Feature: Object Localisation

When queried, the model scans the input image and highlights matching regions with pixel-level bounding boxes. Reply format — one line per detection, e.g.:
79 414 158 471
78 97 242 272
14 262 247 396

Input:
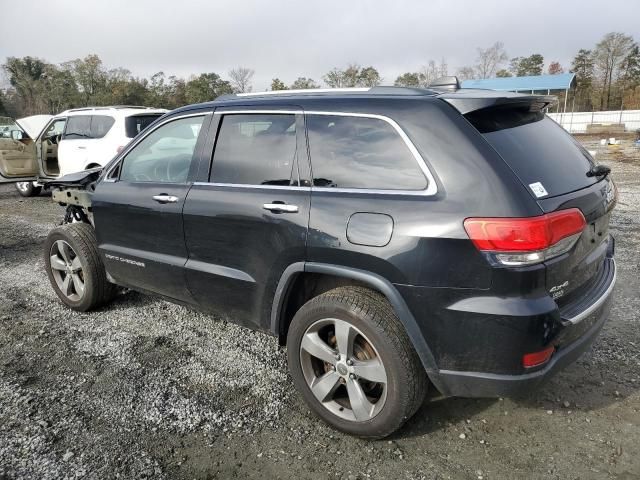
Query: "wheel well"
85 163 101 169
278 272 370 345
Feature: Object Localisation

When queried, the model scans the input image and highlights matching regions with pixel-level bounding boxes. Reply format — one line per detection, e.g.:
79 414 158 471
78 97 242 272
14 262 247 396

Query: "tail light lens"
522 346 555 368
464 208 586 266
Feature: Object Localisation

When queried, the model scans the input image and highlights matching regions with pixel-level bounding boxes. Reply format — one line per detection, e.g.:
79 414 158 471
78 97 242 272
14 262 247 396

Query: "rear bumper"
430 257 616 398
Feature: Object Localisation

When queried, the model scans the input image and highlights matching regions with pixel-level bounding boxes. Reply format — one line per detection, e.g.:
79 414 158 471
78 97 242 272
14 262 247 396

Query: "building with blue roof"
461 73 576 112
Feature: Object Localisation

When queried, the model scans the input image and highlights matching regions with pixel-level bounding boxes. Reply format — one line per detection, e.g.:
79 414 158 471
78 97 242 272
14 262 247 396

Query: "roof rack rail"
216 86 436 101
234 88 370 97
66 105 158 113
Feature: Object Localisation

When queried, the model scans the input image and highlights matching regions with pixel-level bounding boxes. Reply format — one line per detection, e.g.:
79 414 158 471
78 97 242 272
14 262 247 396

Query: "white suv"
0 106 167 196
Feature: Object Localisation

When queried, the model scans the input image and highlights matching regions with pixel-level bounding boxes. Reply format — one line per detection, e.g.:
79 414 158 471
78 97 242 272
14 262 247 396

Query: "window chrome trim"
214 110 302 115
211 110 438 196
193 182 309 191
103 112 209 181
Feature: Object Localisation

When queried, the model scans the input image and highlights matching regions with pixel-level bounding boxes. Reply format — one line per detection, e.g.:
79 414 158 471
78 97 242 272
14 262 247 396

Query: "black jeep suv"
43 81 617 438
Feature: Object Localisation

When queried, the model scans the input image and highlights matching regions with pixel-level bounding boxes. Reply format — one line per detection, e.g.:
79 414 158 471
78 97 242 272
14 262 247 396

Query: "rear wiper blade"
586 164 611 178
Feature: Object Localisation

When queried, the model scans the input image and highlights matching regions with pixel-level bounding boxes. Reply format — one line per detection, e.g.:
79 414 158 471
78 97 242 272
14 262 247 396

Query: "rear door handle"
263 203 299 213
153 194 179 204
77 146 86 149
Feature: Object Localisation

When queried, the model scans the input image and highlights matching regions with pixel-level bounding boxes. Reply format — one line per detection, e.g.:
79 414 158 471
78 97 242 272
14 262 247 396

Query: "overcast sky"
1 0 639 90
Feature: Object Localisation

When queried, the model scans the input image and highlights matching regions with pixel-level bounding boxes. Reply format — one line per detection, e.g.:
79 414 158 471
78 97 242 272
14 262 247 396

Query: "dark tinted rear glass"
307 114 427 190
466 107 597 198
125 114 163 138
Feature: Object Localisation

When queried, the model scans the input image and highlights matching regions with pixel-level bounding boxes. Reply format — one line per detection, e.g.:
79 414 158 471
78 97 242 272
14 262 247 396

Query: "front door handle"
153 194 179 204
263 203 299 213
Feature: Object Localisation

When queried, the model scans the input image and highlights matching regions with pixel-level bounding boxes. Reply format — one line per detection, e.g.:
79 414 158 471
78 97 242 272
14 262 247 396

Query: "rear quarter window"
466 108 597 198
306 114 427 190
90 116 115 139
125 114 163 138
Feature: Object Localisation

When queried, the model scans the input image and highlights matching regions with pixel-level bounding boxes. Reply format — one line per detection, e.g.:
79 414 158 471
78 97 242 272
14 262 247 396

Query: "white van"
0 106 167 196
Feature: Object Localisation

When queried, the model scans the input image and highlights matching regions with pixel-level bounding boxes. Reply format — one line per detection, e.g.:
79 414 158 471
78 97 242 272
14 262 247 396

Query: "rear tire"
15 182 41 197
44 223 117 311
287 286 428 438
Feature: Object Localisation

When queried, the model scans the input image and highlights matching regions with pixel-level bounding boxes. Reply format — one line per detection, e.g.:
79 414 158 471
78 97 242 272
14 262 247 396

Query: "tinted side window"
125 114 163 138
211 114 297 186
120 115 204 183
90 115 115 138
63 116 92 139
306 115 427 190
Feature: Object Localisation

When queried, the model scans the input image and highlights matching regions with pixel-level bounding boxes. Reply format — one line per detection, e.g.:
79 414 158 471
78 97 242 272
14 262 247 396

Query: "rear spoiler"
438 90 557 115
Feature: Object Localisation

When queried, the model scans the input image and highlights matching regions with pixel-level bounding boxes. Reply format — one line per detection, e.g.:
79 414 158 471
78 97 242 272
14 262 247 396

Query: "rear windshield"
125 114 163 138
466 107 597 198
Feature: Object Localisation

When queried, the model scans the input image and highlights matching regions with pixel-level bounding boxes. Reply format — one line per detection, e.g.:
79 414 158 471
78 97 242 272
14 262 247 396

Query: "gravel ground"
1 138 639 480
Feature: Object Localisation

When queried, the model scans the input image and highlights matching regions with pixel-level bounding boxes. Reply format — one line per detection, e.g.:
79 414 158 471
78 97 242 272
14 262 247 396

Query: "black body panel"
182 184 310 331
93 180 193 301
86 89 616 398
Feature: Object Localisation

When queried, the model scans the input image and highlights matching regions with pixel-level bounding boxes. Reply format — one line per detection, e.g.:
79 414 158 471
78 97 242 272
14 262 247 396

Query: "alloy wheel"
299 318 388 422
49 240 85 302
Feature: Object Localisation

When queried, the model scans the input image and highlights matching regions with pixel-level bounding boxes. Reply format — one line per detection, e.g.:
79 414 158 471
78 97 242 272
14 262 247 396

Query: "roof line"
216 86 439 101
236 87 371 97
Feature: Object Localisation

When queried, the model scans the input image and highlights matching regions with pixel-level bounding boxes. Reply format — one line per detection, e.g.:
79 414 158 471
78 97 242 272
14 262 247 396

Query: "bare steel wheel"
300 317 388 422
287 286 428 438
49 240 85 302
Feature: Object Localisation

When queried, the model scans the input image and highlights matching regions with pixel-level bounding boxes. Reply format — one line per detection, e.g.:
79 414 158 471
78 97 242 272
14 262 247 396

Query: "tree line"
1 31 638 118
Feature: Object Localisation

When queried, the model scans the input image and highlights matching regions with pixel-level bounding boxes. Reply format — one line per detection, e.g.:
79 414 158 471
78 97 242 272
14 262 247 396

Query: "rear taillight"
522 346 555 368
464 208 586 266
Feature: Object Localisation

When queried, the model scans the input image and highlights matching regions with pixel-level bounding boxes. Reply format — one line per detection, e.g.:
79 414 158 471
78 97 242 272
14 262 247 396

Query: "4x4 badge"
549 280 569 299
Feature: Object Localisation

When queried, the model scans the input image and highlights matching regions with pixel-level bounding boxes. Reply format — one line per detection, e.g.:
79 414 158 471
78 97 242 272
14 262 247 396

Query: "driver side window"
119 115 205 183
43 119 66 140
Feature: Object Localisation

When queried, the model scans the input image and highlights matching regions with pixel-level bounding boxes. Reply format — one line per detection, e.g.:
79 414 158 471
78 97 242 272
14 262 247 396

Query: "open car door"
0 115 51 182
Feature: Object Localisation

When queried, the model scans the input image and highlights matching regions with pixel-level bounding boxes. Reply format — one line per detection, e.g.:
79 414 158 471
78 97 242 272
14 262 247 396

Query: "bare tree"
475 41 508 79
228 67 255 93
593 32 634 109
456 66 476 81
438 57 448 77
420 60 439 85
547 61 564 75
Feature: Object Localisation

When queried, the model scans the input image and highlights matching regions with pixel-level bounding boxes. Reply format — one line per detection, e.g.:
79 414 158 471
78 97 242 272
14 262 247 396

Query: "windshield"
0 117 25 139
466 107 597 198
